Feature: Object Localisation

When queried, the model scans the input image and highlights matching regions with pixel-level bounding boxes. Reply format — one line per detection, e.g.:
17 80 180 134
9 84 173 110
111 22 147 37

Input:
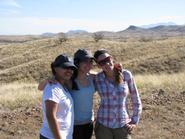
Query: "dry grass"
0 71 185 138
0 35 185 138
0 82 41 110
0 72 184 110
1 36 185 83
134 72 185 139
136 72 185 94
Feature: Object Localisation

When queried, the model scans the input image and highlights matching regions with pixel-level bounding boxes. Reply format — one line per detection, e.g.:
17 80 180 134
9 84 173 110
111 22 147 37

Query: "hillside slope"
0 36 185 83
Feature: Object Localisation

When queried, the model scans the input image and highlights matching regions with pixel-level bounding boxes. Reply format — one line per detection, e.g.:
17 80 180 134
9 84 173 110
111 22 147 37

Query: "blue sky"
0 0 185 35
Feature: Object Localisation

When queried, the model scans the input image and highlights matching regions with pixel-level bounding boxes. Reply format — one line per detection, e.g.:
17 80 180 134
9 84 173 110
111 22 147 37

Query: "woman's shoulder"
44 82 59 89
122 69 133 80
43 83 67 102
122 69 132 74
44 83 63 94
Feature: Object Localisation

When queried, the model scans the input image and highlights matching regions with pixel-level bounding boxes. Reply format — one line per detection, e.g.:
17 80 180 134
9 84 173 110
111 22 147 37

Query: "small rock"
10 131 15 136
17 130 22 134
3 122 9 127
20 120 24 124
179 121 185 126
25 112 31 116
158 89 165 96
3 115 8 119
180 91 185 96
9 121 16 125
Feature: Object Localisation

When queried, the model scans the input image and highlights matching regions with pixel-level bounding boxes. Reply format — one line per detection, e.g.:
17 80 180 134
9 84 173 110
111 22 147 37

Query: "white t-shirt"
40 83 74 139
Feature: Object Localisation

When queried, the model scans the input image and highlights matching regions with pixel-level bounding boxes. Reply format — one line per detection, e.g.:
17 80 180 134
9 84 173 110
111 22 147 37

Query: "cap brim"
97 53 111 62
80 55 94 61
61 62 77 70
85 55 94 59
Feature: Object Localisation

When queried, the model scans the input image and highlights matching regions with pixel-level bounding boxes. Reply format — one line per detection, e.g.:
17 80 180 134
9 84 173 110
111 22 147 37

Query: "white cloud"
0 17 130 35
0 8 20 15
1 0 21 8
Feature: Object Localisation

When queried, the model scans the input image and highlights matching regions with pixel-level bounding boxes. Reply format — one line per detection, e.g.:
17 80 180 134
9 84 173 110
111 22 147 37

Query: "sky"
0 0 185 35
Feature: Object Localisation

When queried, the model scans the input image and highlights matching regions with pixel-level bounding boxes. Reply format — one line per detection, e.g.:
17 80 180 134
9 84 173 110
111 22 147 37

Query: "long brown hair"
114 63 124 85
94 49 124 85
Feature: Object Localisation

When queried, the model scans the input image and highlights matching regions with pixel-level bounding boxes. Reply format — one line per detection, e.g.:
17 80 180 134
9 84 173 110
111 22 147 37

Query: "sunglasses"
97 56 112 66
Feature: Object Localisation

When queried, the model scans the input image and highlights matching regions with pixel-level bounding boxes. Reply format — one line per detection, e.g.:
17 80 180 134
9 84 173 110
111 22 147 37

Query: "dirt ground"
0 90 185 139
0 105 42 139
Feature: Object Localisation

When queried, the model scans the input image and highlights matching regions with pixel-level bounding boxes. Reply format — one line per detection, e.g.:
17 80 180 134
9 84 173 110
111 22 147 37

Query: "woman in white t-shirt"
38 49 96 139
40 54 77 139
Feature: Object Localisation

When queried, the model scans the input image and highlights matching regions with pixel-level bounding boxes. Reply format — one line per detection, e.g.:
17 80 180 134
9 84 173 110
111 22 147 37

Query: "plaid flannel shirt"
95 70 142 128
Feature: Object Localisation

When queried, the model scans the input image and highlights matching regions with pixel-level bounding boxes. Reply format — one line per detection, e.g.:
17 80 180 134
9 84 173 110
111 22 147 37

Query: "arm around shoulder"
38 79 48 91
38 76 57 91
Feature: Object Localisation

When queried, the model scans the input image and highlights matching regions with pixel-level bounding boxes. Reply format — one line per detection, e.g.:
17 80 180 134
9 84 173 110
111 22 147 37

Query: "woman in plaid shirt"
94 50 142 139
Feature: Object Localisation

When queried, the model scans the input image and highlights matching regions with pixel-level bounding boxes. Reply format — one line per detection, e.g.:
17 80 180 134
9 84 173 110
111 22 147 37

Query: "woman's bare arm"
45 100 62 139
38 80 48 91
38 76 57 91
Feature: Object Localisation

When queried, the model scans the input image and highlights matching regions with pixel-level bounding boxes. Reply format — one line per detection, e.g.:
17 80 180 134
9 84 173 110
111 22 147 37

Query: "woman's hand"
38 76 57 91
114 63 122 72
124 123 136 134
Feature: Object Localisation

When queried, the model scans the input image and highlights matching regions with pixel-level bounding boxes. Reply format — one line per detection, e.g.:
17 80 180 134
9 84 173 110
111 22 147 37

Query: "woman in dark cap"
93 49 142 139
70 49 96 139
39 54 76 139
38 49 96 139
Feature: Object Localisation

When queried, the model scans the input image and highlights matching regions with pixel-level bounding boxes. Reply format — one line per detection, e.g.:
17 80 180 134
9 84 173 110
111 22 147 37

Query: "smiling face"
96 53 114 72
78 58 93 74
54 67 74 81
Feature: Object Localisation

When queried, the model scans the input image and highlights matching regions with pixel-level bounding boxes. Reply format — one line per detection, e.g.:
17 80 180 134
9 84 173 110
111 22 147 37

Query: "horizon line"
0 22 185 36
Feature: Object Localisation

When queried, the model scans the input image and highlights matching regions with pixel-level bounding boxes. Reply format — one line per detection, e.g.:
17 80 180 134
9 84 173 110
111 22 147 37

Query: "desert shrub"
139 37 153 42
55 33 68 44
93 33 104 42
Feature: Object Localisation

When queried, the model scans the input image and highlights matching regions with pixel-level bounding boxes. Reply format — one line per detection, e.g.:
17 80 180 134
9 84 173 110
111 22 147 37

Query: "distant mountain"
65 30 91 38
66 30 88 35
141 22 177 28
41 32 56 37
121 25 147 32
101 24 185 39
2 24 185 41
125 25 142 30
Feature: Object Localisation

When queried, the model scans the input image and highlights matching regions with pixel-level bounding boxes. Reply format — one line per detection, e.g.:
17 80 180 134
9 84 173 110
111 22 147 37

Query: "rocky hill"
1 24 185 43
0 33 185 83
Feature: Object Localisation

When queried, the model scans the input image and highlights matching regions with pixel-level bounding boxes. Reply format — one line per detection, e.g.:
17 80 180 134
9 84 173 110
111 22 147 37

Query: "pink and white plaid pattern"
95 70 142 128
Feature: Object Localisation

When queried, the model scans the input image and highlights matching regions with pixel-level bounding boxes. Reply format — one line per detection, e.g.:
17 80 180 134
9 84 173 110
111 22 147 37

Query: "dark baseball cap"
94 49 108 59
74 49 94 61
53 54 77 70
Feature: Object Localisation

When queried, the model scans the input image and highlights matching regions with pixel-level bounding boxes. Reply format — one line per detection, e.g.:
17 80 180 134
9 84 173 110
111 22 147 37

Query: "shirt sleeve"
43 84 64 104
124 70 142 124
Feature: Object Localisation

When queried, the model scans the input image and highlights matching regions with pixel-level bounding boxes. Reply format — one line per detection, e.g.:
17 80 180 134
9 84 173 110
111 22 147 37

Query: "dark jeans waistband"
40 134 49 139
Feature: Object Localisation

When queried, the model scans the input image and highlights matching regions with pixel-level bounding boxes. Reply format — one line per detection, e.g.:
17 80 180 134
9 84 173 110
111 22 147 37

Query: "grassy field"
0 35 185 138
1 36 185 83
0 72 185 139
0 83 40 110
